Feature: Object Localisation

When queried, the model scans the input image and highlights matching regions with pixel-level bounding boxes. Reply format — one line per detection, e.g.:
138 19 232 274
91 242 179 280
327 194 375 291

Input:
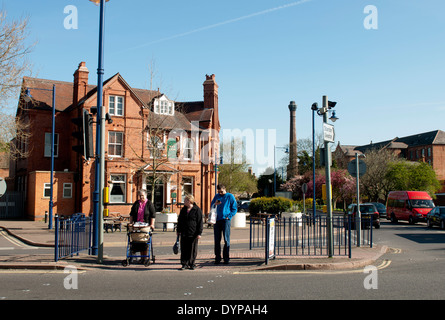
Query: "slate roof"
354 130 445 153
20 73 209 132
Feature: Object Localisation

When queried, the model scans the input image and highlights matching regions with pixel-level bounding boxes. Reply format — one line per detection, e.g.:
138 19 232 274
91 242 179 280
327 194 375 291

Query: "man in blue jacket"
210 184 237 264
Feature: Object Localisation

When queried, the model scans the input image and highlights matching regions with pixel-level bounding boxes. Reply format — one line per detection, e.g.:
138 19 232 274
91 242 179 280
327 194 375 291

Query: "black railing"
250 214 373 259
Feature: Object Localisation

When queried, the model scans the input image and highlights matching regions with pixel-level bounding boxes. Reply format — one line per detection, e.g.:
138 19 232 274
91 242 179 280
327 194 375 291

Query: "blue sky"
3 0 445 174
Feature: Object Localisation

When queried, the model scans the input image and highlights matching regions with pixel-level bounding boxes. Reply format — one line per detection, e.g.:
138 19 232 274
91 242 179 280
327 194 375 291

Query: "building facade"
334 130 445 182
11 62 220 220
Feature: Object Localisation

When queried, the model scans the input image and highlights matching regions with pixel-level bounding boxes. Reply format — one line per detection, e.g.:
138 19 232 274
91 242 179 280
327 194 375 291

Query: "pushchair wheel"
122 259 129 267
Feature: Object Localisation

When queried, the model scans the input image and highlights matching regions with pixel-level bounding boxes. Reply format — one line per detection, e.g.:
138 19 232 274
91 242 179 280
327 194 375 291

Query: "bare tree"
0 110 31 160
360 149 398 202
0 10 35 161
126 60 186 205
0 10 35 108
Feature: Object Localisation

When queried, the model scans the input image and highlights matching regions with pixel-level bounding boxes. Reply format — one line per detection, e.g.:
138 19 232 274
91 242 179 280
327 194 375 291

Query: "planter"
281 212 302 226
155 212 178 230
231 211 246 228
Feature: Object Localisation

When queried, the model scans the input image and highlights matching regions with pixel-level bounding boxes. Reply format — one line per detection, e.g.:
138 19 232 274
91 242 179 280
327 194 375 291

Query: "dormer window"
154 95 174 116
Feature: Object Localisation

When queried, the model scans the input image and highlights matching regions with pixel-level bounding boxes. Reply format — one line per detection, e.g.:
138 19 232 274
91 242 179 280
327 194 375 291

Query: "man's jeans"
214 219 231 263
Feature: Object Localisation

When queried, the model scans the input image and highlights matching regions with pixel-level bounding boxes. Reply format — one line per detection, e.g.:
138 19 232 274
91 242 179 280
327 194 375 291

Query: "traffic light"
72 109 94 160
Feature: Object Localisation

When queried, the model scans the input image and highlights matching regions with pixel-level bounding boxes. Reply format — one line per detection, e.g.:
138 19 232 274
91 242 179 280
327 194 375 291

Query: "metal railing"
250 214 373 258
55 214 93 262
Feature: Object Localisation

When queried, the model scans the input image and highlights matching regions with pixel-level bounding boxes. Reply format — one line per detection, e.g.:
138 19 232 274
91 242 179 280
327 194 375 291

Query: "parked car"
237 200 251 212
427 206 445 229
346 203 380 229
387 191 435 224
370 202 387 219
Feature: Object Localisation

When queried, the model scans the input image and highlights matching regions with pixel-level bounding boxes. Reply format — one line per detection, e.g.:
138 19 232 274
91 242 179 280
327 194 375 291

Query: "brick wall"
27 171 76 221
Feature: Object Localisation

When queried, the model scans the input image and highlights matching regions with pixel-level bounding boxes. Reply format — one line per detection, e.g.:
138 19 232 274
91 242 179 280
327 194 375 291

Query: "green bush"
249 197 293 215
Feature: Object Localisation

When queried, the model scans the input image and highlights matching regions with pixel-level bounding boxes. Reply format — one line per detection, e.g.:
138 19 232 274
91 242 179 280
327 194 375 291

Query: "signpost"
265 217 275 264
302 183 308 215
348 154 367 246
347 159 367 177
0 177 6 197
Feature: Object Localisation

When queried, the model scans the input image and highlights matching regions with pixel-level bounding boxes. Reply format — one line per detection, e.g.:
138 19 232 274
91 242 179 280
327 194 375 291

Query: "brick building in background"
333 130 445 197
11 62 220 220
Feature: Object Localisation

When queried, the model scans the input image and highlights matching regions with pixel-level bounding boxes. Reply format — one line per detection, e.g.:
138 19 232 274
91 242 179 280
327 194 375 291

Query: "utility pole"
322 96 334 258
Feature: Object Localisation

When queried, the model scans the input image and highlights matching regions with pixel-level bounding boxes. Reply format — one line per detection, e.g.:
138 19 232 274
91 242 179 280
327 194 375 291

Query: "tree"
218 137 257 196
279 135 323 177
0 111 31 161
360 149 398 202
385 160 441 197
0 10 35 160
281 168 355 208
127 60 186 205
257 167 283 197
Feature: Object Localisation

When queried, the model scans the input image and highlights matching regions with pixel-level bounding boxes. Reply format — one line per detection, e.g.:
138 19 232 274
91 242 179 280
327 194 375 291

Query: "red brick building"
11 62 220 220
334 130 445 185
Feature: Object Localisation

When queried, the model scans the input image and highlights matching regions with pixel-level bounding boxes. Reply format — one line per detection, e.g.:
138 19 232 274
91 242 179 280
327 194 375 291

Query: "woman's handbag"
173 235 180 254
208 205 217 225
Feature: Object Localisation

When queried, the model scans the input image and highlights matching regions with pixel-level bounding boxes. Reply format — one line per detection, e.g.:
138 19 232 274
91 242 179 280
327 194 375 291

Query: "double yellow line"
0 230 35 249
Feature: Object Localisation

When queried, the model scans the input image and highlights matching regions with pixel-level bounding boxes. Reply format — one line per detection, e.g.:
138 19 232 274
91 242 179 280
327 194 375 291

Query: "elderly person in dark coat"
177 194 203 270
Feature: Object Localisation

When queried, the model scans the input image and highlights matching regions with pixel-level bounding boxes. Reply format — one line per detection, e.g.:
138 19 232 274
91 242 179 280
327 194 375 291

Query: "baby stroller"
122 222 155 267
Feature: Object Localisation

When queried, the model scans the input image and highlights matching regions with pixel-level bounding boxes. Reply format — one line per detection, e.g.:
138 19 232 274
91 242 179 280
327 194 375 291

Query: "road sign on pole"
0 177 6 197
323 123 335 143
348 159 367 177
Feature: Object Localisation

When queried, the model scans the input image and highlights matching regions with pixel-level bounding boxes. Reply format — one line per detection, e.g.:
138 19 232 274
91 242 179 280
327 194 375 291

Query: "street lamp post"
90 0 108 263
311 102 318 226
273 146 289 196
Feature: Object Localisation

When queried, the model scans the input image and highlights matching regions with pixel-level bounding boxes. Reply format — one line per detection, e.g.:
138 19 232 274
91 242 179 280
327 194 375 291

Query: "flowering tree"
281 169 355 210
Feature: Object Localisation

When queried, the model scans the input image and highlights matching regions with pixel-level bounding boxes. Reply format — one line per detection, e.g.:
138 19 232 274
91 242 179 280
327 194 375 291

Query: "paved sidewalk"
0 220 388 272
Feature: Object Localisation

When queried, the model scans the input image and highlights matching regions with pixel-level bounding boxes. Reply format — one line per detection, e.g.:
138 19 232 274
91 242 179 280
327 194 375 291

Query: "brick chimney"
287 101 298 180
203 74 220 131
73 62 89 106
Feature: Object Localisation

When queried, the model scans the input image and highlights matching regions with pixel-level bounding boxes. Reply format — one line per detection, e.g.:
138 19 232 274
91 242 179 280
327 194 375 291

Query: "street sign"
348 159 367 177
302 183 308 194
0 177 6 197
323 123 335 143
265 218 275 264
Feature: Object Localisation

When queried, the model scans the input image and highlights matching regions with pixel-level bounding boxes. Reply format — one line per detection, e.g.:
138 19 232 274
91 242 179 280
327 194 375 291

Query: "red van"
386 191 435 224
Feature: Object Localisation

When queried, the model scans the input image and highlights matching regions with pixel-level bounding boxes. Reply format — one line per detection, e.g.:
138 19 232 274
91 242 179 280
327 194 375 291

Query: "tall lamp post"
313 95 338 257
90 0 109 263
25 85 56 230
311 102 318 225
273 146 289 196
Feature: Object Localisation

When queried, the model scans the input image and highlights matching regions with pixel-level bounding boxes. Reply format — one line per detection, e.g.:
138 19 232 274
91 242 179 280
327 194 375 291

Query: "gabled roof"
20 72 211 132
336 143 362 156
353 130 445 153
396 130 445 147
21 77 85 112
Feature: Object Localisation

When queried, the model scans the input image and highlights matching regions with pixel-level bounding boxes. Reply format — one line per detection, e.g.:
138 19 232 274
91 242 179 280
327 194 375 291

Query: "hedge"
249 197 293 215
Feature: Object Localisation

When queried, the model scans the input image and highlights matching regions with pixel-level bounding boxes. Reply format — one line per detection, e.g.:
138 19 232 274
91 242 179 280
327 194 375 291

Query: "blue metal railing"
250 214 373 259
55 214 93 262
